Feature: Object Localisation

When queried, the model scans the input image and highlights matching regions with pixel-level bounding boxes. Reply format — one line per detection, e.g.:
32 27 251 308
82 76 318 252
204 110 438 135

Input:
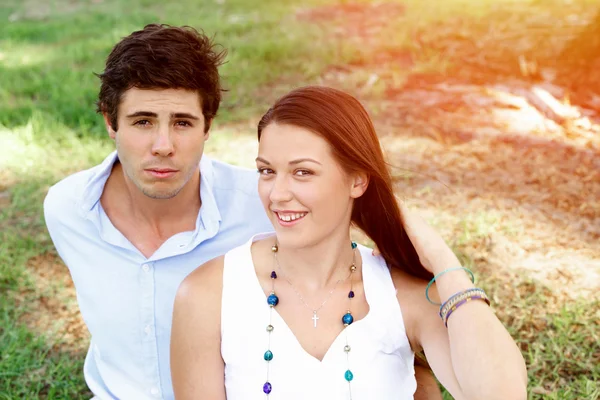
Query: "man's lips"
145 168 178 178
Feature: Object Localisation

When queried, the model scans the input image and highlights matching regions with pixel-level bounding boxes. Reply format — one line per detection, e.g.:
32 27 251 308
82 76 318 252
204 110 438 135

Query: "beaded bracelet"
425 266 475 305
439 287 487 320
440 289 487 320
441 290 490 327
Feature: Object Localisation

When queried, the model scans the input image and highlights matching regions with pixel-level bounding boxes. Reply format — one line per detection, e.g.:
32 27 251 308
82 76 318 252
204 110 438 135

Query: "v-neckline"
247 235 375 365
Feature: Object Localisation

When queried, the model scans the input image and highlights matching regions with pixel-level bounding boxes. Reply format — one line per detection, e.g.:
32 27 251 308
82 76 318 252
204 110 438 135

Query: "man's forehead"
119 87 203 113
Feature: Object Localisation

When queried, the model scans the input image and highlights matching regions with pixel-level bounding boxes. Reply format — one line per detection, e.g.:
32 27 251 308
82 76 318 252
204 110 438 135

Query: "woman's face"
256 123 366 249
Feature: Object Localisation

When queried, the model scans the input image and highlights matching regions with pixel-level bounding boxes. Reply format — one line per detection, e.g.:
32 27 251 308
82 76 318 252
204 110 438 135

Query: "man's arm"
43 185 73 264
414 363 443 400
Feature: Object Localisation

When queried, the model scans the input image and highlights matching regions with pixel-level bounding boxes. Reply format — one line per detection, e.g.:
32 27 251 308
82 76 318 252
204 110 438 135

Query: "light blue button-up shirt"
43 151 273 400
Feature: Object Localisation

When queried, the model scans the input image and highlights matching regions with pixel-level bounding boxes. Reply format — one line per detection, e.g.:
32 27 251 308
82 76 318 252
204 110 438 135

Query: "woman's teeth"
277 212 307 222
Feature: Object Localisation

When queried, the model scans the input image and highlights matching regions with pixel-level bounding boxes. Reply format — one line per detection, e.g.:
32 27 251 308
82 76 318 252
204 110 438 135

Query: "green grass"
0 0 345 138
1 291 91 399
0 122 109 397
1 0 598 398
448 214 600 400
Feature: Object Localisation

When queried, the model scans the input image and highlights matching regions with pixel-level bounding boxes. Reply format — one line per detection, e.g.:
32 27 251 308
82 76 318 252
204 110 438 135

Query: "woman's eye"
295 169 312 176
257 167 274 175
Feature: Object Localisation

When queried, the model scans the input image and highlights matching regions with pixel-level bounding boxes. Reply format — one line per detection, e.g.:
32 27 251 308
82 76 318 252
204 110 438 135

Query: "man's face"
105 87 209 199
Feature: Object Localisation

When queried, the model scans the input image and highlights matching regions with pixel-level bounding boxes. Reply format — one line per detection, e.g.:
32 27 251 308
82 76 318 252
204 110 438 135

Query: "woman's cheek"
257 180 271 206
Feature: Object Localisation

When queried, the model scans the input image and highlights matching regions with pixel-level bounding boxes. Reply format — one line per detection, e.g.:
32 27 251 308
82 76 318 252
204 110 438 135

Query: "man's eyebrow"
124 111 201 120
125 111 158 118
171 113 200 120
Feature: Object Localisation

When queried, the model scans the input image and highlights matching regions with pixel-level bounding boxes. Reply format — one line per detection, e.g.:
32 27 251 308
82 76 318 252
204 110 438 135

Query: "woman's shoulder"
177 232 276 299
251 235 276 252
172 256 226 342
355 244 428 298
176 256 226 307
226 232 276 262
389 267 428 296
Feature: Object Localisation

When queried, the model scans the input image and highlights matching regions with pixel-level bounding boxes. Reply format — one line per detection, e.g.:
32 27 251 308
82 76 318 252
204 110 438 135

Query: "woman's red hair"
258 86 432 281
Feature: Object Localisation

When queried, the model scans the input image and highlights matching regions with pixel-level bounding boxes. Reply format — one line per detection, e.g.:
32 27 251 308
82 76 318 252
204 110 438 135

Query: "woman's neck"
273 229 356 291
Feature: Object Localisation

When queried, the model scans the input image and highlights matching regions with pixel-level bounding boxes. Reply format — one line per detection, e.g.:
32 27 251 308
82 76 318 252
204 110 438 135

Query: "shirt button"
150 387 159 396
142 264 150 272
144 325 151 335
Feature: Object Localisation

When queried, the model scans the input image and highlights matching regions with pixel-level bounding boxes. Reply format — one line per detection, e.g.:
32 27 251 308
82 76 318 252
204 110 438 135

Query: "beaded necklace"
263 241 359 398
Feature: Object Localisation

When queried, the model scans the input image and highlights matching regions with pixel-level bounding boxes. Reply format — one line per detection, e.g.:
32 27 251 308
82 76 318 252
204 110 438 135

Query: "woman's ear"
350 172 369 199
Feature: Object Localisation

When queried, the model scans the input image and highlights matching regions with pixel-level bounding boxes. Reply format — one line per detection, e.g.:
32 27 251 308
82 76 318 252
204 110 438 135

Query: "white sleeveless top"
221 233 416 399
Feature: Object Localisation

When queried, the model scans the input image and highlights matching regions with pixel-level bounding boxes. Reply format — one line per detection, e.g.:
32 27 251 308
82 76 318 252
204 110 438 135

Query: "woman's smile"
274 211 308 226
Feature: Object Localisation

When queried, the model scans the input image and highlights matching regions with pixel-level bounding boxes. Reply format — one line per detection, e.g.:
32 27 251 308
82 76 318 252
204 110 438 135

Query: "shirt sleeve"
43 184 76 268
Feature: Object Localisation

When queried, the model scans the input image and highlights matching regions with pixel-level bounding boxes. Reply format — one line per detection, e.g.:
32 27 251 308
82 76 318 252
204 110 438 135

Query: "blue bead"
342 312 354 326
267 293 279 307
264 350 273 361
345 370 354 381
270 271 277 279
263 382 272 394
348 290 355 298
351 242 357 249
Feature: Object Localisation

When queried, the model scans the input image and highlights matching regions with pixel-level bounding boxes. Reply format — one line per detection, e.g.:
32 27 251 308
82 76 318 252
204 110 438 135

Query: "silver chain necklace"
273 249 355 328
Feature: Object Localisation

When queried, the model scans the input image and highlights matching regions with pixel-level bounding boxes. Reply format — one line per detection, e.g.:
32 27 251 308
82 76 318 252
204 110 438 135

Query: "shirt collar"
79 151 222 232
79 151 118 217
196 155 222 236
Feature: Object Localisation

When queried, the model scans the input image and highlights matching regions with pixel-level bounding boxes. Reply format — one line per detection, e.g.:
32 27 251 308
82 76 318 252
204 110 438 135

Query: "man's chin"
139 185 183 200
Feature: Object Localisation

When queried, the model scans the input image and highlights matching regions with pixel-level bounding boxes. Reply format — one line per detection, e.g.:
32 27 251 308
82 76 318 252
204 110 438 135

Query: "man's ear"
103 112 116 140
204 118 212 140
350 172 369 199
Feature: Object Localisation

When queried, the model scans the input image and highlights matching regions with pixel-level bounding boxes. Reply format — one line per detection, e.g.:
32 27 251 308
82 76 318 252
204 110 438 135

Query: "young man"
44 24 441 399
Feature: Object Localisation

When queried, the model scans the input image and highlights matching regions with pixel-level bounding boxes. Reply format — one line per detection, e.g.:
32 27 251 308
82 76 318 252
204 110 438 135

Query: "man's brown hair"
96 24 226 132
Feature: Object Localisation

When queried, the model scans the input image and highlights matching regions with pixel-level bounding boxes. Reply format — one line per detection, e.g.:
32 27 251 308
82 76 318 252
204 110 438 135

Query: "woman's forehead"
258 123 333 160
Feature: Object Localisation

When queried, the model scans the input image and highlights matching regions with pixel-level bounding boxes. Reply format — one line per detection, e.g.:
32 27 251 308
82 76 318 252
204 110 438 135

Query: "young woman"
170 86 527 399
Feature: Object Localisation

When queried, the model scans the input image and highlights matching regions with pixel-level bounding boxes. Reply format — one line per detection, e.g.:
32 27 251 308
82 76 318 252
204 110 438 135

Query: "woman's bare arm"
394 203 527 400
171 256 226 400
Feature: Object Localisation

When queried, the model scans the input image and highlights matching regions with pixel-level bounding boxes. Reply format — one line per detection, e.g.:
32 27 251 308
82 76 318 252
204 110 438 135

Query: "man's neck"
100 162 201 254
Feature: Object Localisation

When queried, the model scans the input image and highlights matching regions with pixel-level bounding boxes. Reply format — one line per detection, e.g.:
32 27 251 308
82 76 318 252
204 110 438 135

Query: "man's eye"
176 121 192 127
134 120 150 126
